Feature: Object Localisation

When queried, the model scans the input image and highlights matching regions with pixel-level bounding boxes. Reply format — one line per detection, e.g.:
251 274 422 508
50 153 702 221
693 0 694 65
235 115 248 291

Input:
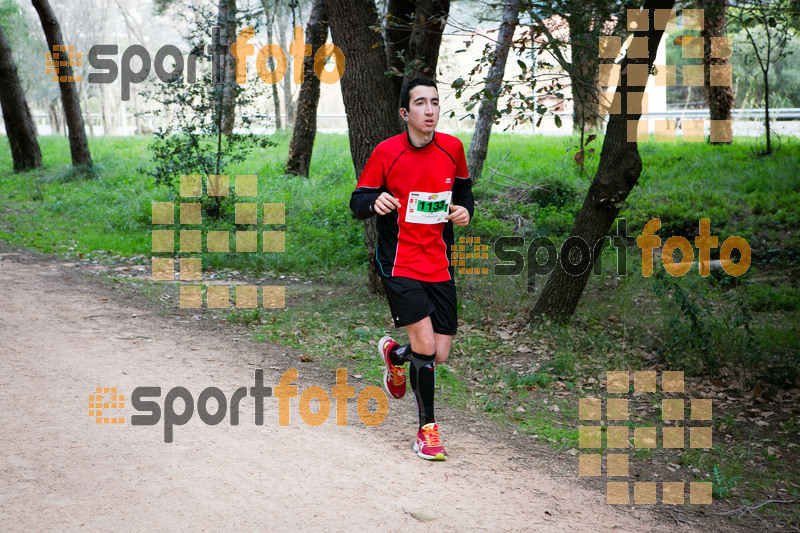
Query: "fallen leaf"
405 510 437 522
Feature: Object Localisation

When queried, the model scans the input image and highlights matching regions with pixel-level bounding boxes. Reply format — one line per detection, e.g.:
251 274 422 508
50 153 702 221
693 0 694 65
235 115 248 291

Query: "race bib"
406 191 452 224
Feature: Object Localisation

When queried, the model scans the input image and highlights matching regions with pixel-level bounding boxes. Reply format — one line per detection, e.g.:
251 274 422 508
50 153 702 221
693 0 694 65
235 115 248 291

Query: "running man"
349 77 474 460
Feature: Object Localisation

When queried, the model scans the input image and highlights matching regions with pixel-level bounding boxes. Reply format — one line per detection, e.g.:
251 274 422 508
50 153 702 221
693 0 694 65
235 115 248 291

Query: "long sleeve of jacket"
349 186 384 220
452 176 475 221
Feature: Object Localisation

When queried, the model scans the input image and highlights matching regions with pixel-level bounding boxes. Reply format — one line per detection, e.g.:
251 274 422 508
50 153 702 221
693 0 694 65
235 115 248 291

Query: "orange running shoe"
414 422 447 460
378 335 406 399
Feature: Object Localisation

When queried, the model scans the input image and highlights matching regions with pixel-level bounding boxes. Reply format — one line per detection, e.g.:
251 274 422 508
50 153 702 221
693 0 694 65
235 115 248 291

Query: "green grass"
2 132 798 385
2 131 800 528
3 133 798 266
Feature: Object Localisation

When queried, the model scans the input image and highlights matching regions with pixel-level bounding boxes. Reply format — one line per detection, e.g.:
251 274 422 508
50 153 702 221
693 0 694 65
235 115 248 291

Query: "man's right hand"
373 192 402 215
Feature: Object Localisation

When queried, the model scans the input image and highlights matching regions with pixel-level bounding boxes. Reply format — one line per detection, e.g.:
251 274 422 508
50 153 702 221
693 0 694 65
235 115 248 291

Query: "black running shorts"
380 276 458 335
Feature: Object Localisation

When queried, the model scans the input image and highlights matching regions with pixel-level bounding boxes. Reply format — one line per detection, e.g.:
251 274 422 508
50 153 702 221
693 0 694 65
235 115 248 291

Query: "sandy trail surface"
0 252 700 532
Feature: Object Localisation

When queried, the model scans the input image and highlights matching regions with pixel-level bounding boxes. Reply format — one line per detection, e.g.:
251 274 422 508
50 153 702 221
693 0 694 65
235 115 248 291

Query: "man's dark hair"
399 77 438 110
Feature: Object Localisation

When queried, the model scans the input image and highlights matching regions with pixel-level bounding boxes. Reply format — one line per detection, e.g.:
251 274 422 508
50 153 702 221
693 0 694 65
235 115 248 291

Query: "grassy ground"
1 132 799 529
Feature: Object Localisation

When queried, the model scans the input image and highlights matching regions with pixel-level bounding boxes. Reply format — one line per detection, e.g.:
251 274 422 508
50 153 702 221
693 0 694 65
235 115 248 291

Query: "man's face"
402 85 440 136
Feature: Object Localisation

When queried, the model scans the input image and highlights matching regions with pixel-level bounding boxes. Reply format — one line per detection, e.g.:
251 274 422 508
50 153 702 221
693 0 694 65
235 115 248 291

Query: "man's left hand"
446 204 470 226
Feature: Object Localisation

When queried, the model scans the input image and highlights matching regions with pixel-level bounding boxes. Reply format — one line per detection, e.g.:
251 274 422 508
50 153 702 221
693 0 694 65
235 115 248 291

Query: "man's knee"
411 337 436 356
434 335 452 364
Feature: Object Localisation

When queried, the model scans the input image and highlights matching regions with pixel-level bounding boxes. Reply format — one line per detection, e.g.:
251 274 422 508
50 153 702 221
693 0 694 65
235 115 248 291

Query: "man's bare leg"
434 334 452 364
402 317 452 364
404 316 436 355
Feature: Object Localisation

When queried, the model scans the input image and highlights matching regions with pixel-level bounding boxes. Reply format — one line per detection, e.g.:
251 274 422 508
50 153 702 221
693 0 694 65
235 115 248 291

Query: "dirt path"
0 252 699 532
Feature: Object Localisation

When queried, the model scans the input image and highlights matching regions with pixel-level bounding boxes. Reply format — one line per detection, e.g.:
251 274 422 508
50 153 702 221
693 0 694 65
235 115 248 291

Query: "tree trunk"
47 97 62 135
763 69 771 155
285 0 328 176
384 0 416 106
277 8 295 129
119 99 127 134
81 82 94 137
466 0 519 181
566 1 602 132
32 0 92 167
326 0 402 295
700 0 733 144
133 91 146 135
0 23 42 171
402 0 449 83
262 0 283 130
100 83 112 135
531 0 676 321
218 0 237 135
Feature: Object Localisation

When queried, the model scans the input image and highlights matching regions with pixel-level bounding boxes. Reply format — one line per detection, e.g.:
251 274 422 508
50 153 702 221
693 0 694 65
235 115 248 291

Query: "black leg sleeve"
409 350 436 428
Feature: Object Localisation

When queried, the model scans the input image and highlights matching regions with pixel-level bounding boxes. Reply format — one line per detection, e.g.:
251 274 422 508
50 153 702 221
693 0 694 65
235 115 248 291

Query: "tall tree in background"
466 0 520 181
727 0 796 155
384 0 450 107
384 0 415 106
528 1 623 133
467 2 623 151
277 1 297 129
531 0 676 320
122 0 152 135
0 22 42 171
699 0 733 144
154 0 239 134
327 0 398 169
326 0 401 294
218 0 238 134
403 0 449 80
563 0 608 133
261 0 283 130
31 0 92 167
285 0 328 176
1 0 58 139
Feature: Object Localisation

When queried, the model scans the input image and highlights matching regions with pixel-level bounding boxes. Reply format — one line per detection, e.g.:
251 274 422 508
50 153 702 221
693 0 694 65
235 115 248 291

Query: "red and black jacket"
350 132 474 282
